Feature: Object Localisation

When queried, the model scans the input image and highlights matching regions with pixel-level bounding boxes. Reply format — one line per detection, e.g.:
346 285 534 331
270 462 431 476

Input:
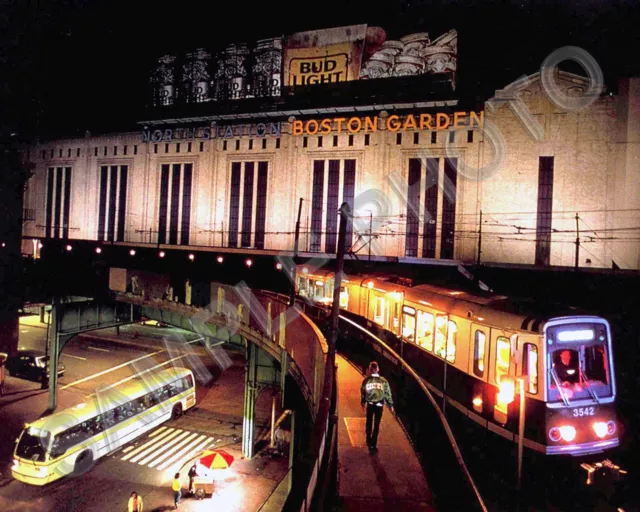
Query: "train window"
473 330 486 377
402 306 416 342
522 343 538 394
434 315 448 358
374 297 385 326
446 321 457 363
339 287 349 308
495 337 511 384
416 311 434 351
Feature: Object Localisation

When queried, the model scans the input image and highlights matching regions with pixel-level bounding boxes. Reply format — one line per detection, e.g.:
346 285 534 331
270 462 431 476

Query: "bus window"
446 321 457 363
522 343 538 394
402 305 416 342
416 311 434 351
495 337 510 384
374 297 385 326
473 330 486 377
435 315 448 358
16 427 50 462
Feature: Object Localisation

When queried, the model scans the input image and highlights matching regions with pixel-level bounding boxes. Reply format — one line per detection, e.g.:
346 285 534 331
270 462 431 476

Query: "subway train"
295 268 620 459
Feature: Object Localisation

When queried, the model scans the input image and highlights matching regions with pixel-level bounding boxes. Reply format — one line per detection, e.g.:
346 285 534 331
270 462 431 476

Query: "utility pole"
476 210 483 265
289 198 304 306
369 212 373 261
575 213 580 270
329 203 349 358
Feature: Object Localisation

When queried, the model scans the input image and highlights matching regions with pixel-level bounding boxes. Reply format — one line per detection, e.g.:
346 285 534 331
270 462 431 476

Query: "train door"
388 292 403 337
515 334 540 397
490 330 516 424
470 324 490 414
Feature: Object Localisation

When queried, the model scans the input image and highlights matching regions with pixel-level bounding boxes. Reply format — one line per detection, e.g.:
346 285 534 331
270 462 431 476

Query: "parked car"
5 350 65 382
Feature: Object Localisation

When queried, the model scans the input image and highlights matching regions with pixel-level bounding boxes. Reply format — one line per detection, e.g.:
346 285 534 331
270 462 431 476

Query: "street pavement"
0 316 289 511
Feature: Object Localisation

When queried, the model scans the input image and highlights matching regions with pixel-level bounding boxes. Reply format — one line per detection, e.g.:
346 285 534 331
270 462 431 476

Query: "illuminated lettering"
292 120 304 135
270 122 281 137
454 112 467 128
364 116 378 132
470 111 484 128
335 118 346 133
203 127 211 140
306 120 319 135
348 117 362 133
255 123 267 137
387 115 401 132
320 119 332 134
436 114 450 130
403 115 417 131
419 114 433 130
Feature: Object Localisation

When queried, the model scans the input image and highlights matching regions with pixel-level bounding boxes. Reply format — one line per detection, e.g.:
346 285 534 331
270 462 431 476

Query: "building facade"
21 25 640 270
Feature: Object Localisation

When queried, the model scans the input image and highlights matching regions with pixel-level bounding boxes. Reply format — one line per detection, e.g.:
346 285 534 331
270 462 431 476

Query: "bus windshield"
16 427 50 463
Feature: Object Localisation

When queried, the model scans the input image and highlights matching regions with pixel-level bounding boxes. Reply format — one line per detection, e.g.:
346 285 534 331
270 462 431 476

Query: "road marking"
133 430 190 465
139 431 196 466
122 428 178 462
147 432 200 468
163 436 214 473
20 330 28 333
102 355 189 390
122 446 136 454
88 346 110 352
62 354 87 361
157 434 208 471
60 349 165 390
149 426 168 438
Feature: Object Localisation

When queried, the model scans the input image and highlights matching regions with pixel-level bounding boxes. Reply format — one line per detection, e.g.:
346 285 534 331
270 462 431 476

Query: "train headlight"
607 420 616 435
548 427 561 442
559 425 577 442
593 422 608 438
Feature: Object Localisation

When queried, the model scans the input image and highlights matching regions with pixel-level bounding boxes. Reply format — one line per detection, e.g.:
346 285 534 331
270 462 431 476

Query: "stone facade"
21 71 640 270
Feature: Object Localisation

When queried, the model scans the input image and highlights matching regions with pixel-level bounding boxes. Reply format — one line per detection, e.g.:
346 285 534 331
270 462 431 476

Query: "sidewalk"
336 354 435 511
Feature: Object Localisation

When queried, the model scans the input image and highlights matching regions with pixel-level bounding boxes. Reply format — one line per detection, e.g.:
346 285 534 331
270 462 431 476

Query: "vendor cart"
193 476 214 500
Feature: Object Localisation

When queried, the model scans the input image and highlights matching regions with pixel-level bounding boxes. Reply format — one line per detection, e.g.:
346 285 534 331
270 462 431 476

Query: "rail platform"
336 354 435 511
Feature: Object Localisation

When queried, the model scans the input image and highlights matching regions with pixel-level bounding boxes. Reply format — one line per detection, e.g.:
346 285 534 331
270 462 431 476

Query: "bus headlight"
559 425 577 442
592 422 608 438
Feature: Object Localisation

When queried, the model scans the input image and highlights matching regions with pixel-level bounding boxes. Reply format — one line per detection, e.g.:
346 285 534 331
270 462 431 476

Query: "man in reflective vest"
360 361 394 453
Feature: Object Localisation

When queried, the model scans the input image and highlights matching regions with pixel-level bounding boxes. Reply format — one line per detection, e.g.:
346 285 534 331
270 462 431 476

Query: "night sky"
1 0 638 138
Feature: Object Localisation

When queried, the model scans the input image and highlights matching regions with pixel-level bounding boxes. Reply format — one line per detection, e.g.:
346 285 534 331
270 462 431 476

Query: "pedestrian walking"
360 361 394 453
188 463 197 494
172 472 182 509
127 491 143 512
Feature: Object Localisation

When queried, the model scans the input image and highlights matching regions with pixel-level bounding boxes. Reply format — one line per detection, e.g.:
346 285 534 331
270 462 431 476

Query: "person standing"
188 463 197 494
360 361 394 453
127 491 143 512
172 473 182 509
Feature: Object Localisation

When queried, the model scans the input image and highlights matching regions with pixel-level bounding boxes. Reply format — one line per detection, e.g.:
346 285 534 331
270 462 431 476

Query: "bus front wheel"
74 450 94 475
171 403 183 420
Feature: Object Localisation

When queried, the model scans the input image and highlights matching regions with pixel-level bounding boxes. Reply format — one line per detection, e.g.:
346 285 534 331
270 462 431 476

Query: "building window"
114 146 118 156
396 133 402 145
303 136 308 148
235 140 240 151
228 163 241 248
431 132 437 144
134 145 138 155
440 158 457 259
324 160 340 253
473 330 486 377
310 160 324 252
199 142 204 152
333 135 338 147
262 139 267 149
317 136 323 148
248 139 253 150
123 145 128 155
98 165 128 242
523 343 538 394
59 149 63 157
495 337 511 384
348 134 354 146
448 131 455 144
405 158 421 257
535 156 554 266
276 138 281 149
413 132 419 145
423 158 439 258
165 143 169 153
364 134 370 146
467 130 474 143
255 162 268 250
154 144 158 154
157 163 193 245
51 149 54 158
41 150 46 159
45 167 72 239
227 161 269 249
104 147 107 156
94 147 98 157
77 148 81 157
176 143 180 153
241 162 255 247
68 148 71 158
188 142 192 153
223 141 227 151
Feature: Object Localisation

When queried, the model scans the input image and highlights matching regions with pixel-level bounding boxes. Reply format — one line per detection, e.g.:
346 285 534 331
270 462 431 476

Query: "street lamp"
95 247 102 254
188 253 195 261
276 262 283 270
245 258 253 268
65 245 72 251
217 255 224 263
159 251 166 258
129 249 136 256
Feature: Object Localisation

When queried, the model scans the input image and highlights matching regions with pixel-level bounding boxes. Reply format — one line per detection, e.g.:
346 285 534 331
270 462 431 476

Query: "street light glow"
95 247 102 254
129 249 136 256
245 258 253 267
276 262 283 270
188 253 195 261
66 245 72 251
217 256 224 263
159 251 166 258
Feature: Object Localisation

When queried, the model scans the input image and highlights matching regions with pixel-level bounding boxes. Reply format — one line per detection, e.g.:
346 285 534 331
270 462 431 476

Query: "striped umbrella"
198 449 235 470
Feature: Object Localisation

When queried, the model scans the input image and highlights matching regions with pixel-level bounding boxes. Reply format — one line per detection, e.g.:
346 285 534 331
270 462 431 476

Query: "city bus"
12 367 196 485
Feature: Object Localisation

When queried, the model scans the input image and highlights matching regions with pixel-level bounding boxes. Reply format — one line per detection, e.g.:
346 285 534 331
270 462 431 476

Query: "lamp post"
517 377 526 494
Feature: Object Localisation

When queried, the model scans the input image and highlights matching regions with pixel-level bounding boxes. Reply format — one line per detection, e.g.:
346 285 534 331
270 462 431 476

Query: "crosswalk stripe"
122 446 136 454
149 426 168 438
122 428 177 462
132 430 189 464
156 434 208 471
146 433 200 468
163 437 215 473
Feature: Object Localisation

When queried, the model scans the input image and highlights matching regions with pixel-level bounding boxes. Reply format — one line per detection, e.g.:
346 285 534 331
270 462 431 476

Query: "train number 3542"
572 406 595 417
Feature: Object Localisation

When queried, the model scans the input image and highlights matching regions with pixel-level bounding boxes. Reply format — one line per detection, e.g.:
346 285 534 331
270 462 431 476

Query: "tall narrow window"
535 156 554 266
97 166 128 242
495 337 511 384
97 166 108 241
523 343 539 394
440 157 457 259
62 167 71 239
255 162 268 249
45 168 54 238
228 162 241 248
405 159 421 257
241 162 255 247
422 158 439 258
310 161 325 252
473 330 486 377
169 164 181 244
324 160 340 253
116 165 128 242
158 164 170 244
343 159 356 249
180 164 192 245
54 167 63 238
157 163 193 245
